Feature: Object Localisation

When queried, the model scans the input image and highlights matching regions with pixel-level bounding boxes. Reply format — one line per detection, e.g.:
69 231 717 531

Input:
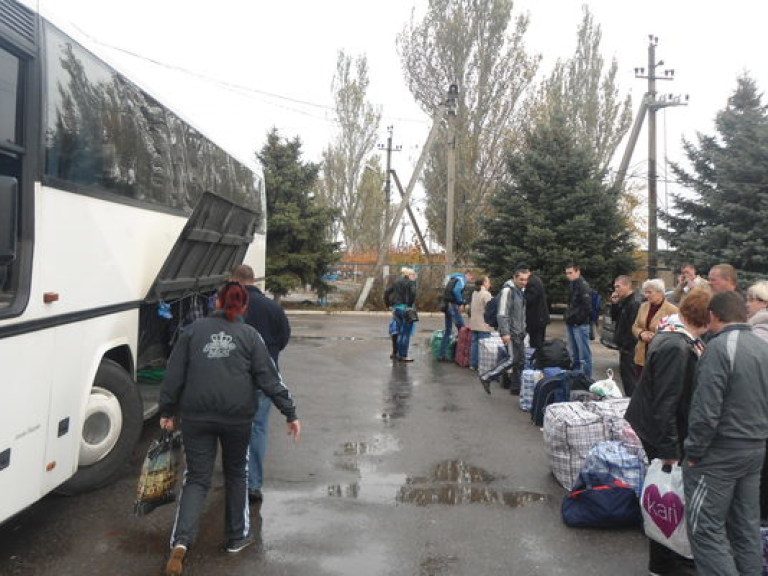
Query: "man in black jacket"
564 264 593 378
609 275 640 396
522 264 550 350
231 265 291 504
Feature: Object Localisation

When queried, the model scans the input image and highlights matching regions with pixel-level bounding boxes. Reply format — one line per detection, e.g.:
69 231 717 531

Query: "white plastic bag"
640 459 692 559
589 368 623 399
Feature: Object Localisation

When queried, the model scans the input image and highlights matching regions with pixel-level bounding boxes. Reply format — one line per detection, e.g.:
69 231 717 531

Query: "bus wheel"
56 359 142 495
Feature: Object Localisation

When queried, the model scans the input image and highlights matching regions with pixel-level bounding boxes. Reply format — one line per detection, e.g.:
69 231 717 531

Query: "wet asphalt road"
0 313 648 576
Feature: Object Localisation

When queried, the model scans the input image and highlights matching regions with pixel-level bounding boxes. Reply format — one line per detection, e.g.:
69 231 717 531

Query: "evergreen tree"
258 129 341 300
663 75 768 281
474 115 635 304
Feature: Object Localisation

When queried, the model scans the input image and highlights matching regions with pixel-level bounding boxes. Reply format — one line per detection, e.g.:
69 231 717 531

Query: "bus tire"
56 359 143 496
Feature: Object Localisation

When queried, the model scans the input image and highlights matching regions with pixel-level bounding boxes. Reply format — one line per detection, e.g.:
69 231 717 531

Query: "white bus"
0 0 266 523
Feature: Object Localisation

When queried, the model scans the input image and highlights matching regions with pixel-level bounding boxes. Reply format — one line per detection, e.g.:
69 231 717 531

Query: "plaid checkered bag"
543 402 608 490
581 440 647 497
478 334 505 374
583 398 632 441
519 369 543 412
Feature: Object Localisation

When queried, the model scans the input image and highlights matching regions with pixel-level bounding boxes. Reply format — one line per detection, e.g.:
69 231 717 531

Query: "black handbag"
405 308 419 323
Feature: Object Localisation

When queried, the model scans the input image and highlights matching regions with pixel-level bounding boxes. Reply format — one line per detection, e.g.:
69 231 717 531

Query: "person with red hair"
158 282 301 576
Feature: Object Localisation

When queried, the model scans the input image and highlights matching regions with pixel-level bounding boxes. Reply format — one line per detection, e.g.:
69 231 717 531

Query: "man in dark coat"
521 264 550 350
609 275 641 396
230 265 291 504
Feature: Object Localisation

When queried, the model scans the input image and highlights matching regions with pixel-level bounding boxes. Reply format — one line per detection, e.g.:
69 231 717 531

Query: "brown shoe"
398 357 414 362
165 545 187 576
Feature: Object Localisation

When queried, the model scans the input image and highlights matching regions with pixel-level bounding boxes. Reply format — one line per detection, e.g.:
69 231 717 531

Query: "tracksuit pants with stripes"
683 443 765 576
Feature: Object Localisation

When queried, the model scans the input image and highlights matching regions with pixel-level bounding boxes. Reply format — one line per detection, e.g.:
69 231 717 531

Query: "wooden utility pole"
354 87 456 311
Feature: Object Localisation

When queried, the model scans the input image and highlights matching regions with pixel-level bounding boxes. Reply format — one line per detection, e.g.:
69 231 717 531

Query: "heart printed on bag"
642 484 685 538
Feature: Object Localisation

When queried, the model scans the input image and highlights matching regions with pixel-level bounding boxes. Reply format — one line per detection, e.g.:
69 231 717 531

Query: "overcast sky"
23 0 768 229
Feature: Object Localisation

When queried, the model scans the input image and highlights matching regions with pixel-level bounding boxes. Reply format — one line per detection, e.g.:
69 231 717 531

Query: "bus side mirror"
0 176 18 267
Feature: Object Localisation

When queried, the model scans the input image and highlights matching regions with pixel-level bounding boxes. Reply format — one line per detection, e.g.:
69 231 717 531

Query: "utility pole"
354 87 456 311
444 84 458 280
377 126 401 245
630 35 687 277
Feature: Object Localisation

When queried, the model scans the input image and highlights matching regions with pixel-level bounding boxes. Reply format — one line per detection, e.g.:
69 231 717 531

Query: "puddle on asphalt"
397 460 549 507
335 434 401 457
327 454 549 508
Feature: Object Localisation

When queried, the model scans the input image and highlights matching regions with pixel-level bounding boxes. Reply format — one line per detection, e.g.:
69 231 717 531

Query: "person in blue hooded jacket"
437 269 474 361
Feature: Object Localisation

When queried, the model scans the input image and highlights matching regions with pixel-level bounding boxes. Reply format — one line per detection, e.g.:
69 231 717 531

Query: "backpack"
443 276 460 304
484 291 502 328
530 370 593 427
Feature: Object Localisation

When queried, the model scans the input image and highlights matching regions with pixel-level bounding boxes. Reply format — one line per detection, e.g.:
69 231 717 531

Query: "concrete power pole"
628 35 687 277
377 126 401 246
354 87 457 311
444 84 458 280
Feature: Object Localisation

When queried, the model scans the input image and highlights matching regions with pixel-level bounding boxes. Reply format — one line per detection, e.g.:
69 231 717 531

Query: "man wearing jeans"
564 264 592 378
231 265 291 505
683 291 768 576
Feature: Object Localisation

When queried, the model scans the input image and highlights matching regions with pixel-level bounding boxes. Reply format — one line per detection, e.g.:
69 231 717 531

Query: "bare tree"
531 5 632 174
397 0 540 257
319 51 382 252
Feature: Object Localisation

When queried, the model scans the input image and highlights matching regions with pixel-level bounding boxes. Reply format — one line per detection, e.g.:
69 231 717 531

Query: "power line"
68 23 429 128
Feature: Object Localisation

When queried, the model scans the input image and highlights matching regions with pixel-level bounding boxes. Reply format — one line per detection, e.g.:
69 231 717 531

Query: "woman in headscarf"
632 278 679 376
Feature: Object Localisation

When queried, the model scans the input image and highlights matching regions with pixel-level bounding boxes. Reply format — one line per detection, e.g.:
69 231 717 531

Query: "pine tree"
473 115 635 304
257 129 341 300
663 75 768 281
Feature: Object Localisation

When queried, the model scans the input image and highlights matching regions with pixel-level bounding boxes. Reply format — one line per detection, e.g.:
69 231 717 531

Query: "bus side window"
0 45 21 304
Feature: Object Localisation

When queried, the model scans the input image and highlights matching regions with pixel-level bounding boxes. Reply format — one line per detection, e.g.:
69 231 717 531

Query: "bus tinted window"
43 23 262 218
0 47 19 147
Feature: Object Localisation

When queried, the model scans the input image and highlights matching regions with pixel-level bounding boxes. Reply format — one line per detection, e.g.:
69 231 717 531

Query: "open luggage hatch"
146 191 259 302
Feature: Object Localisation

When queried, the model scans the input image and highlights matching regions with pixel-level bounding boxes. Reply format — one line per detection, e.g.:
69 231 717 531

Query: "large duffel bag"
543 401 607 490
533 338 572 370
581 440 647 497
454 326 472 368
430 330 456 360
519 369 543 412
531 370 593 427
478 333 504 374
562 470 642 529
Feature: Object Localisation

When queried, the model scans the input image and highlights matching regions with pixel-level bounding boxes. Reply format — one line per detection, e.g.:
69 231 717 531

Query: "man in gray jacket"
479 266 530 395
683 291 768 576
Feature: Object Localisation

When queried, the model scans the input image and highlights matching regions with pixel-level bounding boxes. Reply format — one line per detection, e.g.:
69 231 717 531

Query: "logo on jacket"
203 331 236 358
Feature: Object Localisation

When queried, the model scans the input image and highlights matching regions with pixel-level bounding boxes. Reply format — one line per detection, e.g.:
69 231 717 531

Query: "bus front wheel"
56 359 143 495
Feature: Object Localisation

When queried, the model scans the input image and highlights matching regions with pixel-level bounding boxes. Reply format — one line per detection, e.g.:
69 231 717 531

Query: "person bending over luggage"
625 288 711 576
158 282 301 576
479 266 529 395
386 267 419 362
